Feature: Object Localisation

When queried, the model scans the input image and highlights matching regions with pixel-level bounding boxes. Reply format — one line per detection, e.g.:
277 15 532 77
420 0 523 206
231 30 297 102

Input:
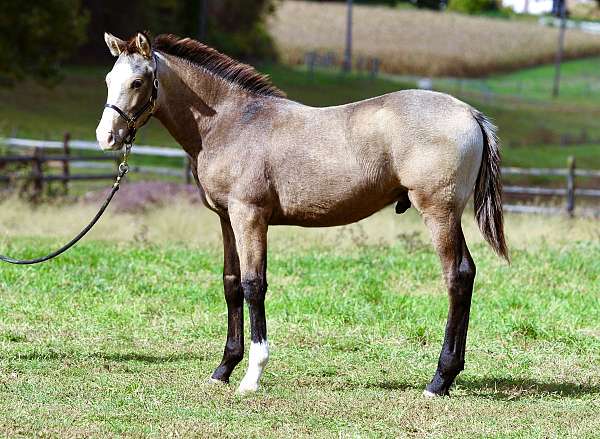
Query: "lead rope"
0 144 132 265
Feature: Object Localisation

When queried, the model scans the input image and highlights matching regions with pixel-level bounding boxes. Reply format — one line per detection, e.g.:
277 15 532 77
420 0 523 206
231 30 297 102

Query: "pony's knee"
223 274 242 303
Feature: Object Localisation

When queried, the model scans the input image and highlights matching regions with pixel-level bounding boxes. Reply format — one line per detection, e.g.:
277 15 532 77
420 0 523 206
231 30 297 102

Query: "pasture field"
434 56 600 104
268 1 600 77
0 198 599 437
2 63 600 173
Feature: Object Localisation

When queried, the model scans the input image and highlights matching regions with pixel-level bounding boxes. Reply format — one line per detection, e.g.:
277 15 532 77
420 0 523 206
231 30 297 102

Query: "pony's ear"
104 32 125 57
135 32 152 59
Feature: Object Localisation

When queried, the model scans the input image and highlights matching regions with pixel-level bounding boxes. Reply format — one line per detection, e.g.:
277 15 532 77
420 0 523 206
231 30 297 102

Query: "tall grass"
1 196 598 251
269 1 600 77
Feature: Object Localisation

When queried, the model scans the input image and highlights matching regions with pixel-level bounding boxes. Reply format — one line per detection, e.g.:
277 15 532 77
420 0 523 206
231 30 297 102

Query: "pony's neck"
152 53 247 157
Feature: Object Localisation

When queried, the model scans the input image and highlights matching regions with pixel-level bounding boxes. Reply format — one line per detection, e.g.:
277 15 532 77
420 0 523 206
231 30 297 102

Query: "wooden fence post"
62 132 71 195
32 147 44 200
566 155 575 217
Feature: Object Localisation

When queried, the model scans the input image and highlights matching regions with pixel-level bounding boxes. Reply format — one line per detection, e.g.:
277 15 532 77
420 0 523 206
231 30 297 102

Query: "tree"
0 0 88 85
77 0 279 64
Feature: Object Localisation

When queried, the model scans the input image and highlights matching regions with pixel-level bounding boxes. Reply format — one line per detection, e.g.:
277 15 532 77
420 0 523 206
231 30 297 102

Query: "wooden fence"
0 135 192 199
0 134 122 198
1 136 599 217
503 157 600 218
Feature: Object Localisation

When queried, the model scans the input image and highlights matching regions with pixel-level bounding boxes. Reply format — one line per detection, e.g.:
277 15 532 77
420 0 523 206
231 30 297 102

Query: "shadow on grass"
458 377 600 400
9 350 209 364
361 377 599 400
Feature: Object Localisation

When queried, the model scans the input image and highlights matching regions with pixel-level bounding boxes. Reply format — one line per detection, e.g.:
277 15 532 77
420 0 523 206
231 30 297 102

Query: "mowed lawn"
0 200 598 437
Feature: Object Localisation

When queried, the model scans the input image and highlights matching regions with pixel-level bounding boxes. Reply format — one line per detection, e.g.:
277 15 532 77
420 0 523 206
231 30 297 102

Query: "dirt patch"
83 181 202 213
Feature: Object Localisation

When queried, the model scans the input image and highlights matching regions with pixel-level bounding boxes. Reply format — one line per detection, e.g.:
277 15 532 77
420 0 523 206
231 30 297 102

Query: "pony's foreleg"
211 217 244 383
229 204 269 394
423 212 476 397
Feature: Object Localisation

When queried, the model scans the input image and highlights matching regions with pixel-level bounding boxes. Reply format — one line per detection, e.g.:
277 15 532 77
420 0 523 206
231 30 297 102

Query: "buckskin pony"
96 32 509 397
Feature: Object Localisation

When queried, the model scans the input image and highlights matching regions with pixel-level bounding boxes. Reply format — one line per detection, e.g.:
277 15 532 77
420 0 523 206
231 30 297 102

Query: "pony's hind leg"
421 209 476 397
211 217 244 383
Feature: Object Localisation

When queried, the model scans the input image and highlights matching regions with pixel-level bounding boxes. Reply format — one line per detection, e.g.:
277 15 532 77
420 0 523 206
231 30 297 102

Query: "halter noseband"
104 53 159 145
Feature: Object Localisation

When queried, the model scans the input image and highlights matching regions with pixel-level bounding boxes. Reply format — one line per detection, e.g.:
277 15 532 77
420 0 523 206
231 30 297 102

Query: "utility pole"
343 0 353 73
198 0 208 41
552 0 567 98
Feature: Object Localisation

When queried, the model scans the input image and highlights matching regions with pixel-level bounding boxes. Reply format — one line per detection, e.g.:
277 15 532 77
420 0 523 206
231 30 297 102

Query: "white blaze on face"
96 60 137 151
237 340 269 394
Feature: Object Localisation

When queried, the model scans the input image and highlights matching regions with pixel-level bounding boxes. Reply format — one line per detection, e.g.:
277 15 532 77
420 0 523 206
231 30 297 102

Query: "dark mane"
148 34 285 98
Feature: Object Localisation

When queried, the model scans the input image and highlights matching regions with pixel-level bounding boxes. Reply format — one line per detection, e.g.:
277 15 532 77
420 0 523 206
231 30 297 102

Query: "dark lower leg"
211 274 244 382
212 218 244 383
238 275 268 392
426 231 475 396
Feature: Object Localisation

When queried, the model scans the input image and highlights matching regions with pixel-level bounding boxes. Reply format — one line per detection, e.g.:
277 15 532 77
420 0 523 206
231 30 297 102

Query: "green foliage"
204 0 279 60
412 0 444 10
448 0 498 14
0 0 88 85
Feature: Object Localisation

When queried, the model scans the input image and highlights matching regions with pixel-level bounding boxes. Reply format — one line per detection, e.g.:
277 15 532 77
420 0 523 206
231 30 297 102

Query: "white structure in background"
503 0 596 15
502 0 554 14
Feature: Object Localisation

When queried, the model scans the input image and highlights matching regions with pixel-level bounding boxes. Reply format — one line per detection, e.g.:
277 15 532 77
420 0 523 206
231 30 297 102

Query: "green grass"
0 202 599 437
435 56 600 104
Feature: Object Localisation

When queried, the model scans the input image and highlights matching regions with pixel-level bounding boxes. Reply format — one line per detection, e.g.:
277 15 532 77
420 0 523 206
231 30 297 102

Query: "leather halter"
104 53 159 144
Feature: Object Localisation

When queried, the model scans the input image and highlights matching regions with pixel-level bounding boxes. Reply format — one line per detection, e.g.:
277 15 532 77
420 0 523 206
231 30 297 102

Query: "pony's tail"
471 109 510 263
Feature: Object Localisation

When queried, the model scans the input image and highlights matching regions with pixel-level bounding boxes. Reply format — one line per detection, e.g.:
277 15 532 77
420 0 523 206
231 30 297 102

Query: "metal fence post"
566 155 575 217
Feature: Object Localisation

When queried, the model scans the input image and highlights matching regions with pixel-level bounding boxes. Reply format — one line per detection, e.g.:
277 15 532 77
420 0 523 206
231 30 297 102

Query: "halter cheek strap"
104 53 159 144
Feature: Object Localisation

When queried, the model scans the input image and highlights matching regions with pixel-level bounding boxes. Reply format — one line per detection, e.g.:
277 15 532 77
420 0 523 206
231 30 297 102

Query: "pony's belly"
271 188 402 227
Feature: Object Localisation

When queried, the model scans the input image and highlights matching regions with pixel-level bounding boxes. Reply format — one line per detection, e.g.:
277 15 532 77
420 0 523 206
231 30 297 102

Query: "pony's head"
96 32 158 151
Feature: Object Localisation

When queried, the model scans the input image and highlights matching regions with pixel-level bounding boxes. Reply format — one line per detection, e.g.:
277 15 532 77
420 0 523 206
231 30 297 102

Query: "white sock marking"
237 340 269 394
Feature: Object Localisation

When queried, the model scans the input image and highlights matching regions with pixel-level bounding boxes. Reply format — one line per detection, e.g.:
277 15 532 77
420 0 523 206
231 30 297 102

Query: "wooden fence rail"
0 134 120 198
1 136 599 217
501 156 600 218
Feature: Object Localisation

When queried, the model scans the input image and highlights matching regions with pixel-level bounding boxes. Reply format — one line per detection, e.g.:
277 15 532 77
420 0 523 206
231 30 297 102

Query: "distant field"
434 56 600 104
0 199 599 437
269 1 600 77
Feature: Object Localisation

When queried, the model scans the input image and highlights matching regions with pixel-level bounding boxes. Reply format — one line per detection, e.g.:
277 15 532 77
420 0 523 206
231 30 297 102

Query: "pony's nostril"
107 133 115 146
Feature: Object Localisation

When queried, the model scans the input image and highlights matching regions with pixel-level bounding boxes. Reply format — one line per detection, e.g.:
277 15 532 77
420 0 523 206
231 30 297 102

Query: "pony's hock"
9 30 506 397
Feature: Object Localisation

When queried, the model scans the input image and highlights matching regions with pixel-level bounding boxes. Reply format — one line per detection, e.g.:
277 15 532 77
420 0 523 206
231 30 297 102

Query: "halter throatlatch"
104 53 159 145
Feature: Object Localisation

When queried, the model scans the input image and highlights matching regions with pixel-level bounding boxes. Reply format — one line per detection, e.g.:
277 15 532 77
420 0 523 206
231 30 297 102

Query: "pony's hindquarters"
386 95 508 395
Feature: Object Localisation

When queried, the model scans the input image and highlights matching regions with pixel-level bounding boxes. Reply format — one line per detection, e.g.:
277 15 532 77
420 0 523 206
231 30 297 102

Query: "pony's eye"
131 79 143 89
